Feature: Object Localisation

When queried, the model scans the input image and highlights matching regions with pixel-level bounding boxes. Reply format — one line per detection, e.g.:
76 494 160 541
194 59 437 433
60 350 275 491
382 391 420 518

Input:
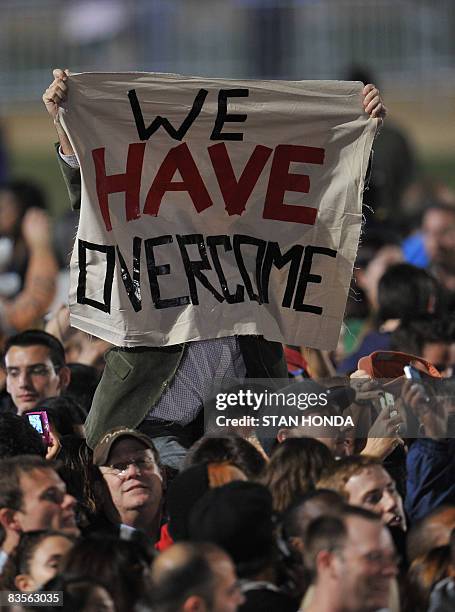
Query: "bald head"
151 543 243 612
151 543 215 607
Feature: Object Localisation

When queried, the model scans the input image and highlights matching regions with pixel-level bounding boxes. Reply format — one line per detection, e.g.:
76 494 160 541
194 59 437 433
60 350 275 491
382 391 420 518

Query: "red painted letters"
208 143 273 215
92 143 146 232
93 142 326 231
143 143 213 217
263 144 325 225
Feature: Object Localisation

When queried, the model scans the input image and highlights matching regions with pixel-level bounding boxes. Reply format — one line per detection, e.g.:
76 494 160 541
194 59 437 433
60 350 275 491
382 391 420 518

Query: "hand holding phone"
403 365 422 382
26 411 52 447
401 373 448 439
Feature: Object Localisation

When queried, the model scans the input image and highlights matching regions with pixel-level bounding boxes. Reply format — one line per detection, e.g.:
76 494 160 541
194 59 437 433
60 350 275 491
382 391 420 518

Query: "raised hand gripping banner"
61 73 376 349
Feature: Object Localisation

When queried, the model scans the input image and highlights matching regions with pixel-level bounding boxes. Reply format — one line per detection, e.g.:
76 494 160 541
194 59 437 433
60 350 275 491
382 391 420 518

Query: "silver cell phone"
404 364 423 381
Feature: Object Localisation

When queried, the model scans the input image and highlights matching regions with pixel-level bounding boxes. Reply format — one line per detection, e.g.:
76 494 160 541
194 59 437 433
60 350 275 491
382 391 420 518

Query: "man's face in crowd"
344 466 406 530
15 468 78 534
210 552 245 612
99 437 163 521
422 208 455 272
335 516 398 612
5 344 68 414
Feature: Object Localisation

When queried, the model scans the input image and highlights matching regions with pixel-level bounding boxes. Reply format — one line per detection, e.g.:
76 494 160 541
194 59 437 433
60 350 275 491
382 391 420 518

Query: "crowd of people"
0 68 453 612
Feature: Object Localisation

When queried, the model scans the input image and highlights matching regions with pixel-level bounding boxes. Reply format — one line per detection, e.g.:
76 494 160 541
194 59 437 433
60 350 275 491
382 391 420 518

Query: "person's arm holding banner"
43 69 81 211
43 69 386 469
44 69 287 468
362 83 387 121
43 69 74 156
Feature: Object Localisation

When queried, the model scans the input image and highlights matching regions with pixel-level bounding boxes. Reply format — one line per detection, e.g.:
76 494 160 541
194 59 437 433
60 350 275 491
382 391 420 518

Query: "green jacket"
85 339 287 448
57 149 288 447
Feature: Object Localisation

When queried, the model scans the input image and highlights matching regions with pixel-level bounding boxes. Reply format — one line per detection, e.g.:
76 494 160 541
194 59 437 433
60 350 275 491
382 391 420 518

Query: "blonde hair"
317 455 382 497
207 462 246 488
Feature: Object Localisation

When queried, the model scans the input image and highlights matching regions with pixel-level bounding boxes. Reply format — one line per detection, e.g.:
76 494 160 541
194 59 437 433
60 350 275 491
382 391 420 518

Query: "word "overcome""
77 233 337 315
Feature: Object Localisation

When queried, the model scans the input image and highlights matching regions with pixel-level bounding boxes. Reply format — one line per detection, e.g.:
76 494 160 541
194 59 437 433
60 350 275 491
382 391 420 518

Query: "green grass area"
10 150 69 216
9 150 455 220
422 154 455 191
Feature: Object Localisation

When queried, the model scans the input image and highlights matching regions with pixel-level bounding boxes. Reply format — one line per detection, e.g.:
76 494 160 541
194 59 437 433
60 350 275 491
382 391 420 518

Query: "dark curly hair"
0 413 45 459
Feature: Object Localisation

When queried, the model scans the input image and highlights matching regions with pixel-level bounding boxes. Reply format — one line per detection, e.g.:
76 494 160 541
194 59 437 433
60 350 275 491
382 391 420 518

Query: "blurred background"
0 0 454 215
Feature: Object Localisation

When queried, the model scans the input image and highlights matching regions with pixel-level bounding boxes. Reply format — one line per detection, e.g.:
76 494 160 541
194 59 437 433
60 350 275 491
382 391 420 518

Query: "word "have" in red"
92 141 325 232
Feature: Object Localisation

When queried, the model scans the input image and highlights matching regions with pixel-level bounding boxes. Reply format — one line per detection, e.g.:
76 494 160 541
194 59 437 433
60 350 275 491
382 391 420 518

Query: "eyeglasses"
102 456 157 477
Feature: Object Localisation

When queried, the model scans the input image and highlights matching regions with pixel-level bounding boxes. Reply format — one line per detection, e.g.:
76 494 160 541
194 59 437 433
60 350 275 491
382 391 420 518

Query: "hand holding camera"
402 367 449 439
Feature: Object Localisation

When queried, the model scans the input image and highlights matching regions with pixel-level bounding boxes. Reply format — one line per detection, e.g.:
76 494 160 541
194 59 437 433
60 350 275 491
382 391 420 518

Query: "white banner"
61 73 376 349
